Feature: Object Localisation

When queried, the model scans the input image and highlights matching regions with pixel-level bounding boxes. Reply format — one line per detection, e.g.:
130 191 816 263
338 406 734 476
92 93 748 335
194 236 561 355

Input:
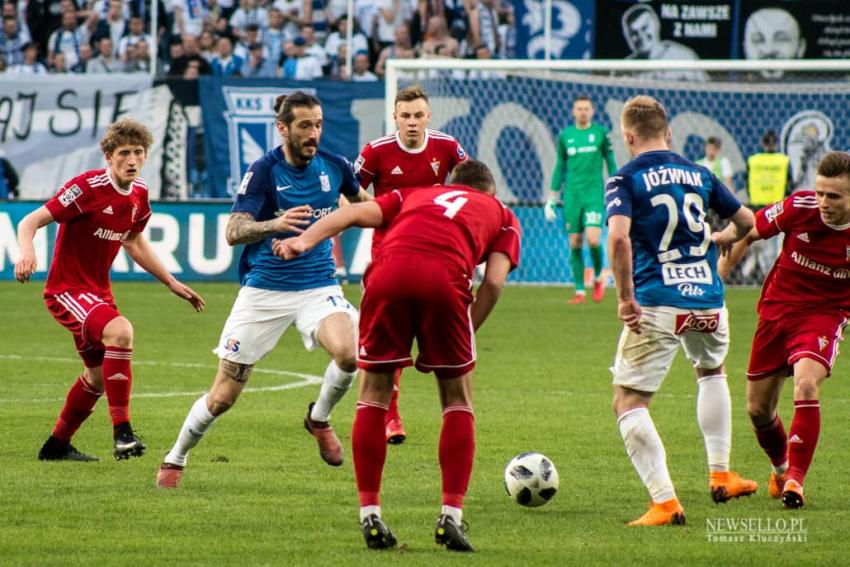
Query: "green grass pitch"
1 281 847 565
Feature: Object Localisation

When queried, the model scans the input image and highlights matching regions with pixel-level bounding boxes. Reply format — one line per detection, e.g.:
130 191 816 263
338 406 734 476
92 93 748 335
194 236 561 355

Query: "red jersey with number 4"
756 191 850 317
356 130 468 250
374 186 521 276
43 169 152 297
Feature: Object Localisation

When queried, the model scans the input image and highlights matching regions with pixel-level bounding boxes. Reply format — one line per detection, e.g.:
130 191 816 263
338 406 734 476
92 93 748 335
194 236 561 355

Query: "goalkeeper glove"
544 199 558 222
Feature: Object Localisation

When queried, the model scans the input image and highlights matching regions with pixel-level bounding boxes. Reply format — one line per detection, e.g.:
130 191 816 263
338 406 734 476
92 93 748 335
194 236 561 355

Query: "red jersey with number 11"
43 169 152 297
373 186 521 276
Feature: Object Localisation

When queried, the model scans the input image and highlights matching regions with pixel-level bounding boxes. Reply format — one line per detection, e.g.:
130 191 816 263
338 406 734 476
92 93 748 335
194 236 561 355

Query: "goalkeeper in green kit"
545 96 618 304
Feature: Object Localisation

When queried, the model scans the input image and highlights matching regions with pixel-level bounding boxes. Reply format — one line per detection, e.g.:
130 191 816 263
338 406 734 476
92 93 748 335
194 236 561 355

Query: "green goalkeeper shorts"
562 202 605 234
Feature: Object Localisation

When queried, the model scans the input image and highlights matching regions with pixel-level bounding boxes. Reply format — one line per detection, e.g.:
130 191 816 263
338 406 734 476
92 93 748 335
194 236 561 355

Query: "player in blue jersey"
156 92 371 489
606 95 757 525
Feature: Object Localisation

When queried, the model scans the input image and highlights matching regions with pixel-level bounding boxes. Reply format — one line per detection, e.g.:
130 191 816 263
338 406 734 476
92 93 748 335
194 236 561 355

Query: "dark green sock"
569 248 585 293
589 246 603 279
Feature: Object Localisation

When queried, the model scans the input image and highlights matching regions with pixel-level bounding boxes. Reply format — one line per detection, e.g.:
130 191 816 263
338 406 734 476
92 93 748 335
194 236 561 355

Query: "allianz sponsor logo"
642 167 703 191
790 250 850 278
93 227 130 241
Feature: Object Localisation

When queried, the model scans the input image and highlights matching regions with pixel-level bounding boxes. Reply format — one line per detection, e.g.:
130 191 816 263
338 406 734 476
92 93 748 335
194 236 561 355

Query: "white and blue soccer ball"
504 452 559 507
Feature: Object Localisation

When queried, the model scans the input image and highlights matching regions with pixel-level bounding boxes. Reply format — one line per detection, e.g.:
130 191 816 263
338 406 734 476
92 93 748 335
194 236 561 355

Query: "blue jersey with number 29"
604 150 742 309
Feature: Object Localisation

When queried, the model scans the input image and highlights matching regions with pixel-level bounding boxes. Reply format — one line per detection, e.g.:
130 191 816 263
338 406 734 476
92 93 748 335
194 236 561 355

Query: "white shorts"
611 306 729 393
213 285 358 365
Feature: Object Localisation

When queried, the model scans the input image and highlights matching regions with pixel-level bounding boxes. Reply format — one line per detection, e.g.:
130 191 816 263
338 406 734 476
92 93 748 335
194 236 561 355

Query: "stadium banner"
512 0 595 59
595 0 736 61
199 78 385 199
0 200 596 285
0 75 190 201
740 0 850 60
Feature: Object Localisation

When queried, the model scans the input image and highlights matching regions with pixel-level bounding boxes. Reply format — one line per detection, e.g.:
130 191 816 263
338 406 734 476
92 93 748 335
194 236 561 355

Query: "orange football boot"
781 479 805 509
710 471 758 503
628 498 686 526
768 472 787 499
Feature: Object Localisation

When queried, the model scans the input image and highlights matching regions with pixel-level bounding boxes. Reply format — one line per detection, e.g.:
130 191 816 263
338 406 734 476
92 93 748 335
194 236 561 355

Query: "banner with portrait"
595 0 736 64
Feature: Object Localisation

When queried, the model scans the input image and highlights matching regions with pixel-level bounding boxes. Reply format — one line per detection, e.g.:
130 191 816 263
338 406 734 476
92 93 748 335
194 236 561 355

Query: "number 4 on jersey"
434 190 469 219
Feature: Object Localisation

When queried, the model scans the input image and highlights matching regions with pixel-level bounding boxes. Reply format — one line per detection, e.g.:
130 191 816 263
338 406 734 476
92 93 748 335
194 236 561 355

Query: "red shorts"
358 255 475 379
747 309 847 380
45 290 121 368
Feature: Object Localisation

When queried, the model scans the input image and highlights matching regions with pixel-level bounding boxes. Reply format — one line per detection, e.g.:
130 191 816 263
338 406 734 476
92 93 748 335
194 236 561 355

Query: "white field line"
0 354 323 404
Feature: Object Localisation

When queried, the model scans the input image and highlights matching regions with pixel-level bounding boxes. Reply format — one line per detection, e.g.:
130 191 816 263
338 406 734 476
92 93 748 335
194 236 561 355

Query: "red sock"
385 369 401 424
103 347 133 426
754 414 788 467
787 400 821 485
440 406 475 508
52 375 102 441
353 402 388 506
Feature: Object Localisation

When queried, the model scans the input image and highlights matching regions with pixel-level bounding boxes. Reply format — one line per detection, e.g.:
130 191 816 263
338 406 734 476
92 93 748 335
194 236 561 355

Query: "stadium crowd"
0 0 515 78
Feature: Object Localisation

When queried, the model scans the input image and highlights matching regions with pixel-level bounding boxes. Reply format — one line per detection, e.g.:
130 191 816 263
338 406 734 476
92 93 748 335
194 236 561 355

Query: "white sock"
164 394 216 467
311 360 357 423
618 407 676 503
360 505 381 521
696 374 732 472
441 505 462 524
773 461 788 475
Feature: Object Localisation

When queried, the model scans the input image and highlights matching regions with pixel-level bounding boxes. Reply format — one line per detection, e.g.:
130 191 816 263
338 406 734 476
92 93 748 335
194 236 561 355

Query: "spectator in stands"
243 41 276 76
281 34 322 79
234 22 265 60
0 51 5 72
229 0 269 40
87 35 124 72
471 0 500 58
354 0 379 47
324 14 368 64
10 42 48 74
210 35 243 75
271 0 303 39
48 8 92 69
375 0 412 51
71 41 93 71
697 136 735 191
165 39 184 73
128 39 158 73
91 0 127 54
1 15 26 66
421 14 458 57
198 29 218 61
2 1 31 44
183 57 202 78
172 0 209 37
299 24 327 68
118 15 151 58
51 50 70 72
302 0 330 39
265 7 288 66
169 32 213 75
350 49 376 81
375 22 415 78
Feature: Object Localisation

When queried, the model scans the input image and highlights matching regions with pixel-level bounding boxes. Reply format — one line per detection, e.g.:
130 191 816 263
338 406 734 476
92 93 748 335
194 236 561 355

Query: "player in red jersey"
718 152 850 509
14 118 205 462
355 85 468 444
273 160 519 552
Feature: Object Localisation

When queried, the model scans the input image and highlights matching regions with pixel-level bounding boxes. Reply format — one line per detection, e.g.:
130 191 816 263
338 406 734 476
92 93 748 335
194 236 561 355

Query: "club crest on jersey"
58 185 82 207
223 338 240 352
457 145 466 160
588 133 595 142
765 202 784 222
818 336 829 351
431 159 441 176
320 173 331 192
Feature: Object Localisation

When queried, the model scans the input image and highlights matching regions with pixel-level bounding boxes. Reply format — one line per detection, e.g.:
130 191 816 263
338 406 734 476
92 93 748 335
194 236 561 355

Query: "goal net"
385 59 850 286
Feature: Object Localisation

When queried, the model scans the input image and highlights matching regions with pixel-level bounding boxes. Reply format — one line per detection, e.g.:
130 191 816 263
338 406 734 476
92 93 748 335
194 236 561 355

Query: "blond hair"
100 118 153 155
621 95 668 140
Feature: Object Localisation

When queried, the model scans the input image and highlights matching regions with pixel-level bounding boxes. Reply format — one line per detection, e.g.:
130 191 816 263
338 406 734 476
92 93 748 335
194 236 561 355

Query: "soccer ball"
503 452 559 507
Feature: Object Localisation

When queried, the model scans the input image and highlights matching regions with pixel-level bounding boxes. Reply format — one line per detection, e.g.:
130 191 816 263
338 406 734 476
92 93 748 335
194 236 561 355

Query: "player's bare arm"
711 205 756 258
122 232 206 312
717 224 763 280
272 202 384 260
607 214 642 334
14 206 55 283
470 252 512 331
346 188 374 203
225 207 311 246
